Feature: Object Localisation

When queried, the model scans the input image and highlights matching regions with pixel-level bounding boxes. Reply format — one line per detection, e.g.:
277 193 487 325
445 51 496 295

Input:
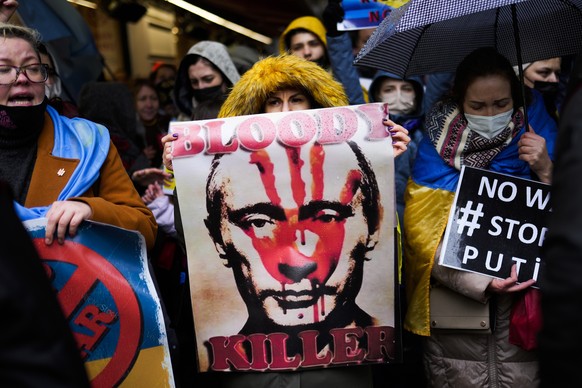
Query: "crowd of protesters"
2 0 580 386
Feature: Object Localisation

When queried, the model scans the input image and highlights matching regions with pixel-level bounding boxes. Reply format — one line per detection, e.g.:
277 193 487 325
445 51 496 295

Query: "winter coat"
369 71 425 227
327 32 368 105
25 110 157 249
147 195 176 238
424 292 539 387
174 41 240 118
538 75 582 386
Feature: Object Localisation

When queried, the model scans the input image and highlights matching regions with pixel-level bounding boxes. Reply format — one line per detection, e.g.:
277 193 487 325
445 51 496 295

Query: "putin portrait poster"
171 103 401 372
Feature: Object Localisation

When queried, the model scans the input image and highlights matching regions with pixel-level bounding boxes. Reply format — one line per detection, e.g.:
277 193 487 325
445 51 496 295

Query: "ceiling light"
164 0 272 45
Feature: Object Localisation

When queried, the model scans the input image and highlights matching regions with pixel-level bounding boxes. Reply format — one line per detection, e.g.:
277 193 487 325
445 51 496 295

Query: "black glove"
322 0 345 37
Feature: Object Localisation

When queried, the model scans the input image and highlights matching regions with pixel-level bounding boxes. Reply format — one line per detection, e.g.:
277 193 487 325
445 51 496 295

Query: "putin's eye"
313 209 344 223
237 214 278 238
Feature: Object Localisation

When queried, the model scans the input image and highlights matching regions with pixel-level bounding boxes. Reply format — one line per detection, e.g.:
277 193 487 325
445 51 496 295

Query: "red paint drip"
310 143 325 200
249 150 281 205
286 147 306 207
340 170 363 205
281 283 287 314
312 282 320 323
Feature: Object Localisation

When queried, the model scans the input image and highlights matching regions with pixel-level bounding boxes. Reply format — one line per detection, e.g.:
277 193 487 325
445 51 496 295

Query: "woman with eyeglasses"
0 22 157 249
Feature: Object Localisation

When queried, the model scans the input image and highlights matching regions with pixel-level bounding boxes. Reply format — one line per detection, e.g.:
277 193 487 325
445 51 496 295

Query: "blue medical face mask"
465 108 513 140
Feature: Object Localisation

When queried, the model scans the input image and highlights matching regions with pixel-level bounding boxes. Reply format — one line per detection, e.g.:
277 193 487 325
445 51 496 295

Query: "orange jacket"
25 112 157 249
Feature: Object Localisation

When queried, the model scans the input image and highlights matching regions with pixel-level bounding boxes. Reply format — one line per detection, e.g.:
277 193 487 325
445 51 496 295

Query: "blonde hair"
0 23 42 56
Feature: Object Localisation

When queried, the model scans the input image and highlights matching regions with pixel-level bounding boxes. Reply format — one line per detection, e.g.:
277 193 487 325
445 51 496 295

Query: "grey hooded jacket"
174 41 240 119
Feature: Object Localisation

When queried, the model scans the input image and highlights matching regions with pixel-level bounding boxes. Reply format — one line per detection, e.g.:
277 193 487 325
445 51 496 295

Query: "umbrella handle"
511 4 530 132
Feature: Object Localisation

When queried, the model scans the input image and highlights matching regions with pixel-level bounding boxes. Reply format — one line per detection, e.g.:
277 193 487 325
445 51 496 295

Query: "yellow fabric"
362 86 370 103
85 345 172 386
403 179 455 336
218 54 349 118
396 213 403 285
279 16 328 54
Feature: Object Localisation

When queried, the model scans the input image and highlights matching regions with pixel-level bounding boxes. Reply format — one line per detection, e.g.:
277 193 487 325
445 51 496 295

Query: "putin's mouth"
268 282 334 311
273 290 319 309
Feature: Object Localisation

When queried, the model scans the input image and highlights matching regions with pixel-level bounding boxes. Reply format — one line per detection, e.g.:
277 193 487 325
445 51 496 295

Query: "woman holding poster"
164 54 409 387
0 22 157 249
403 47 557 387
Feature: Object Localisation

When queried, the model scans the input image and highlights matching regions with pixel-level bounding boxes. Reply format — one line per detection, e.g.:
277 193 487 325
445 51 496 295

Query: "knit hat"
279 16 327 54
218 54 348 118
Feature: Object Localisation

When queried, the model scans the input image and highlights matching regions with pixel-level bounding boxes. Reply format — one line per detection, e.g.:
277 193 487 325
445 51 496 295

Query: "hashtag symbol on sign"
456 200 484 237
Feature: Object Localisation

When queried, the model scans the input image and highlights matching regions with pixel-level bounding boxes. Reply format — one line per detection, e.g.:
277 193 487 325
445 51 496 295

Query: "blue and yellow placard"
25 219 175 387
339 0 410 30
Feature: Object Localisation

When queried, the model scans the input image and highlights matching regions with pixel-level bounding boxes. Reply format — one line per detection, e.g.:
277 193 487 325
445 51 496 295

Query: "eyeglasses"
0 63 49 85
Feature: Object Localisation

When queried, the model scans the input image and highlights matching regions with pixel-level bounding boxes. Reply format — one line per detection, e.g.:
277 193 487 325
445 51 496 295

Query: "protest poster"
439 166 551 288
338 0 409 31
25 219 175 387
170 103 401 372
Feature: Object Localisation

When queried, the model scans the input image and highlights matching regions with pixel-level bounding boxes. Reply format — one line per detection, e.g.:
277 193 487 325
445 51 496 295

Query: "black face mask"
533 81 560 99
533 81 560 121
0 98 47 132
191 85 225 103
156 79 175 106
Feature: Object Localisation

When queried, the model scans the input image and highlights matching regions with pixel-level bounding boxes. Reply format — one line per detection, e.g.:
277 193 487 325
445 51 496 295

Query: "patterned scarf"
425 100 523 170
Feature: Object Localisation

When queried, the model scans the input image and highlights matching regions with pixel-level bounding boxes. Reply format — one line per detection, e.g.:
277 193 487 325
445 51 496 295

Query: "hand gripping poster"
439 166 551 288
24 219 175 387
170 103 401 372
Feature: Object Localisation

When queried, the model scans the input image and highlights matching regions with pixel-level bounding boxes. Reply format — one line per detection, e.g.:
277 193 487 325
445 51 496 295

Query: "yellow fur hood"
218 55 348 118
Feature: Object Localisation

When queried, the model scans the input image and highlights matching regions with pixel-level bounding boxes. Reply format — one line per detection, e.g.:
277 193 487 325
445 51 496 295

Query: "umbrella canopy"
17 0 104 104
355 0 582 78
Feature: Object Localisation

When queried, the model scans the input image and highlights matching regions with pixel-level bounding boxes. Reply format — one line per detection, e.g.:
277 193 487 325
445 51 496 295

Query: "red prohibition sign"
33 239 143 387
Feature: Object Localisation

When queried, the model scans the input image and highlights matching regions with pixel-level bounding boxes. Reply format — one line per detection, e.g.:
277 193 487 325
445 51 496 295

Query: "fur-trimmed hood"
279 16 327 54
218 54 348 118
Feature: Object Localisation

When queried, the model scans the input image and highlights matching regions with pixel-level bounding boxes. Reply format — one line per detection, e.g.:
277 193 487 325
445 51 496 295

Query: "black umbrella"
356 0 582 76
354 0 582 129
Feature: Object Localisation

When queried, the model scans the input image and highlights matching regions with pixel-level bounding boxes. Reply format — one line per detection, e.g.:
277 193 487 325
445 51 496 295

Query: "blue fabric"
423 71 454 115
364 70 426 229
14 106 110 220
413 91 557 192
327 33 366 105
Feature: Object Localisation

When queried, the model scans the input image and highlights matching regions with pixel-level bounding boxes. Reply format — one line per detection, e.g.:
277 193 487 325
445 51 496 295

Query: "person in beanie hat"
279 16 330 70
